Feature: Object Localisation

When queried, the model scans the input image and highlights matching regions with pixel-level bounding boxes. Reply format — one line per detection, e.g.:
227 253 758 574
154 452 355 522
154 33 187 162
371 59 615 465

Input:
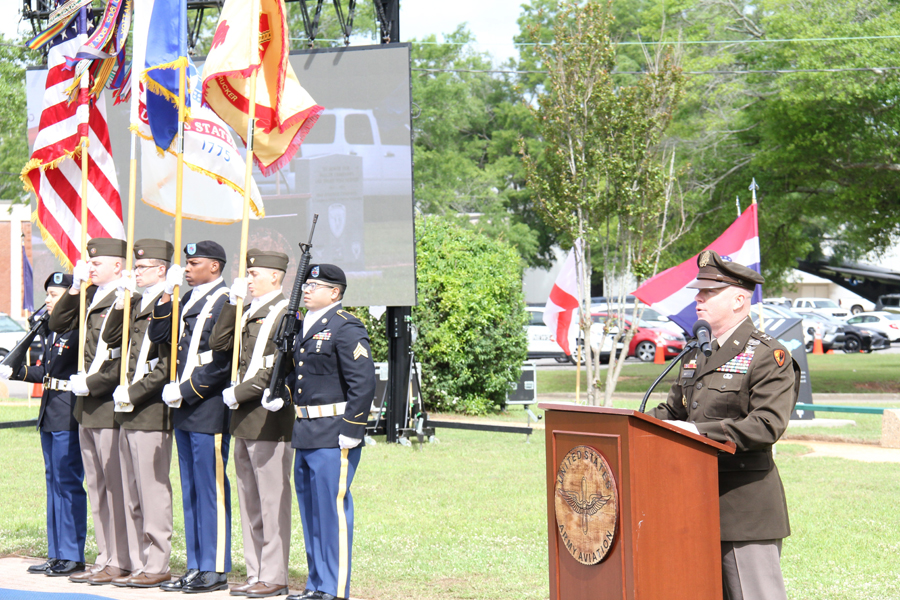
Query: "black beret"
87 237 126 258
134 239 174 262
306 263 347 287
44 272 73 291
686 250 765 291
184 240 227 264
247 248 289 272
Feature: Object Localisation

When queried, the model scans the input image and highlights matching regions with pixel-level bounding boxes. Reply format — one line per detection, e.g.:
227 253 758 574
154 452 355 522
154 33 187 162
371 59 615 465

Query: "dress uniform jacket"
208 295 294 441
103 292 172 430
148 283 231 434
291 305 376 449
17 325 80 432
49 287 122 427
648 317 800 541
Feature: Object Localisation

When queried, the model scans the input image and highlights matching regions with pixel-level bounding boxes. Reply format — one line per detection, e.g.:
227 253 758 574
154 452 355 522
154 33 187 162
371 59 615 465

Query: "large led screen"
26 43 416 307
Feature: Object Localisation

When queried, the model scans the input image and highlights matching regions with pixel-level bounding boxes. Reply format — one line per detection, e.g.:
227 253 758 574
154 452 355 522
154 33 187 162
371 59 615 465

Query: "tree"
412 216 528 415
0 36 29 202
521 0 686 405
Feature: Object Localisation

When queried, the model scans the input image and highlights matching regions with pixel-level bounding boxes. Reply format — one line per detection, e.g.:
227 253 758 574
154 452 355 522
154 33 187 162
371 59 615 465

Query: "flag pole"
750 178 765 331
170 63 186 381
121 132 137 385
230 0 260 386
77 71 90 374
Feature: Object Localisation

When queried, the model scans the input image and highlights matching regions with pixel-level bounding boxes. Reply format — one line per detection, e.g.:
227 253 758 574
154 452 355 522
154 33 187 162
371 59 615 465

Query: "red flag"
21 3 124 268
201 0 323 176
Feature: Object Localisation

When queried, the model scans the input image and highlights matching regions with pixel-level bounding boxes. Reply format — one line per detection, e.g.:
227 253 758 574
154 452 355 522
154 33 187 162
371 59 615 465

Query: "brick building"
0 201 34 320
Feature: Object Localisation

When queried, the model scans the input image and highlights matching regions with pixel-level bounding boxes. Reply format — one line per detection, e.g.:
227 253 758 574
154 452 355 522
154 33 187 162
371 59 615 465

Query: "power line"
412 66 900 76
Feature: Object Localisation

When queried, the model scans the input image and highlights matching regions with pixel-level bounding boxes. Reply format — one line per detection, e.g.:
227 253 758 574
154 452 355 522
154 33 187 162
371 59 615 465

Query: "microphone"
693 320 713 357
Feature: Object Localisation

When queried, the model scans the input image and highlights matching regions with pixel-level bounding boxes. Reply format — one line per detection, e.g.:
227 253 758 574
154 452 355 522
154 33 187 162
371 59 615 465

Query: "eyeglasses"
133 265 161 273
301 282 336 292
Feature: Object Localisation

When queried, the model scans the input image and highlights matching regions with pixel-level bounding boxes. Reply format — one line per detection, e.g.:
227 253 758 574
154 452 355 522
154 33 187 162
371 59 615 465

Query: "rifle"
2 308 49 373
267 214 318 404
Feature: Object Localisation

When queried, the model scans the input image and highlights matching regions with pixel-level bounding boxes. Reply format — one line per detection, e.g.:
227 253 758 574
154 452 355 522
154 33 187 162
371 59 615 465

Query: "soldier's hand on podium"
164 264 185 296
162 382 183 408
260 388 284 412
70 372 90 396
223 386 239 409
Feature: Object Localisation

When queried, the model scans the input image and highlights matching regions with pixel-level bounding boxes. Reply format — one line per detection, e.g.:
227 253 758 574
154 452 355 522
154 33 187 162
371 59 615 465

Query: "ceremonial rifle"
266 214 318 403
1 308 49 373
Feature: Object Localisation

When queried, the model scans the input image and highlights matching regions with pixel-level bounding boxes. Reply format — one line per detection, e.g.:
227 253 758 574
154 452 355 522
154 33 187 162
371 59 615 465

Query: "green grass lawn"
537 352 900 395
2 403 899 599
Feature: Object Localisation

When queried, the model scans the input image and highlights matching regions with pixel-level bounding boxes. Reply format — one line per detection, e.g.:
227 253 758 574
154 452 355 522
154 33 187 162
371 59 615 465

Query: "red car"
592 313 686 362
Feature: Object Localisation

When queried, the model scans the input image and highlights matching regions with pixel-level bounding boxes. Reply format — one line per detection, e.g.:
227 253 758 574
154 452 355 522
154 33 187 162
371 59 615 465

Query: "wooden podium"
540 403 736 600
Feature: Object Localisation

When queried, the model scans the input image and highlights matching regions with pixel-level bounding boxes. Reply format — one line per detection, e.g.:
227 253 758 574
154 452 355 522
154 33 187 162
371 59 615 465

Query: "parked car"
792 297 850 319
844 311 900 342
763 297 793 307
839 321 891 353
525 306 620 363
751 304 813 352
0 313 42 365
592 313 685 362
792 311 847 352
874 294 900 314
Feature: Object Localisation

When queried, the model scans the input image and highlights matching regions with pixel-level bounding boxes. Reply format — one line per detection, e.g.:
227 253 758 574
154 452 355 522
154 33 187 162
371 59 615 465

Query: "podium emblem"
554 445 619 565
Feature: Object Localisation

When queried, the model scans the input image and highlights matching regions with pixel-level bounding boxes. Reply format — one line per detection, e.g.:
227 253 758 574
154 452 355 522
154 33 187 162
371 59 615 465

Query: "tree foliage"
0 36 29 202
411 216 528 415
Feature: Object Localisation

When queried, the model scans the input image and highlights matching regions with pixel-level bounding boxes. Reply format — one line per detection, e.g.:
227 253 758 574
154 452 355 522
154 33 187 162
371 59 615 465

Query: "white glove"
339 434 362 450
164 264 185 296
223 386 239 409
70 372 90 396
0 364 13 380
114 271 137 309
229 277 249 305
260 388 284 412
113 385 134 413
72 260 90 290
162 382 183 408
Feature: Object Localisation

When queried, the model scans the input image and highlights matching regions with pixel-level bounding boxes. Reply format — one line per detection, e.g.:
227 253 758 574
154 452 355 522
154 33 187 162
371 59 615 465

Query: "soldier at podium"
648 250 799 600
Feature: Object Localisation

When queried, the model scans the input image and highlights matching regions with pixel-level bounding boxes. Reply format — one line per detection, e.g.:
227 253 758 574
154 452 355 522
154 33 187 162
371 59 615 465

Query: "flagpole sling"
170 63 187 381
121 132 137 385
77 71 90 373
230 0 261 386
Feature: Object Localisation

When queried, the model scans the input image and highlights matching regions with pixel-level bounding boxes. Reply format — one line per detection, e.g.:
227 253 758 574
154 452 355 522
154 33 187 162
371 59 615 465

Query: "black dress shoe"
160 568 200 592
46 560 86 577
286 591 321 600
183 571 229 594
27 558 59 574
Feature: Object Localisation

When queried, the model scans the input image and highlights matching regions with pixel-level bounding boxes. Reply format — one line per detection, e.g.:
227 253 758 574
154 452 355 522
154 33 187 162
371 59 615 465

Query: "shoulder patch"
774 348 786 367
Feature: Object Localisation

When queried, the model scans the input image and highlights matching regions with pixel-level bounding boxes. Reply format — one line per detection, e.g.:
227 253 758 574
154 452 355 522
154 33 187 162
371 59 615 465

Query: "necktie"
711 339 720 352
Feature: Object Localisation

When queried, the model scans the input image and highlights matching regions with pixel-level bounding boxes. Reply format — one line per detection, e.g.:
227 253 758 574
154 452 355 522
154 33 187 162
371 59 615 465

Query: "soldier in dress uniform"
209 249 294 598
286 264 375 600
0 273 87 577
647 250 800 600
100 239 175 588
49 238 132 585
148 240 233 593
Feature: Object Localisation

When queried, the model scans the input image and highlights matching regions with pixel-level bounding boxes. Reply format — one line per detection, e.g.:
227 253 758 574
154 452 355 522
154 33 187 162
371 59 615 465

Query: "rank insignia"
353 342 369 360
774 349 786 367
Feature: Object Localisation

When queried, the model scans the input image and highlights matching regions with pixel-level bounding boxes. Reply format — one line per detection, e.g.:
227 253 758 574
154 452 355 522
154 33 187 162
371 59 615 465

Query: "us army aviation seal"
554 445 619 565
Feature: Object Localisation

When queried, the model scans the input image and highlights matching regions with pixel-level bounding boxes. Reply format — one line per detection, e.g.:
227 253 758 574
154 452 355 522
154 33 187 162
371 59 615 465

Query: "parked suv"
792 297 850 319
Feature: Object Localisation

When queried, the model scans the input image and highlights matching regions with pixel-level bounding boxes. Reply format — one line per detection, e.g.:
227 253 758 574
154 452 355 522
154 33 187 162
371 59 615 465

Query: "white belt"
195 350 214 366
137 358 159 377
108 348 121 360
43 376 71 391
295 402 347 419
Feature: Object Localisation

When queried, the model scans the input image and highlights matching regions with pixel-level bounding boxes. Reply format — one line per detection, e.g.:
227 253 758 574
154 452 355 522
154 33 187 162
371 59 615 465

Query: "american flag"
22 3 124 269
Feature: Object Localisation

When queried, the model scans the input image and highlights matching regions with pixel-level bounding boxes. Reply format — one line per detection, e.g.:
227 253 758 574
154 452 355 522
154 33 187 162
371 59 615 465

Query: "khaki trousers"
119 428 174 574
234 438 292 585
79 425 130 571
721 540 787 600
